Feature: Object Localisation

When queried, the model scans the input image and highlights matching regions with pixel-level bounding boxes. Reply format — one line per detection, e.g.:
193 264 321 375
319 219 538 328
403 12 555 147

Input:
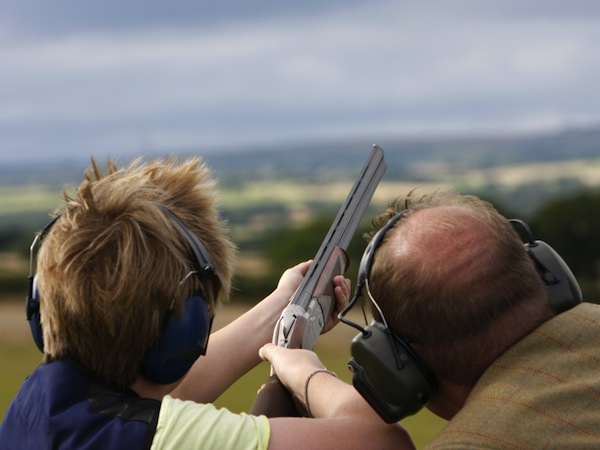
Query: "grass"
0 344 42 417
0 185 61 215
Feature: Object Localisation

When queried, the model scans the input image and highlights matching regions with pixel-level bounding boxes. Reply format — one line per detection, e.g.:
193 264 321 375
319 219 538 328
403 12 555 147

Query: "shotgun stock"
250 145 387 417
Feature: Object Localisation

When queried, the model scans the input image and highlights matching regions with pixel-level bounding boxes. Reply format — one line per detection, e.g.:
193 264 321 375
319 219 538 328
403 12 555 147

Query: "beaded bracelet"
303 368 338 417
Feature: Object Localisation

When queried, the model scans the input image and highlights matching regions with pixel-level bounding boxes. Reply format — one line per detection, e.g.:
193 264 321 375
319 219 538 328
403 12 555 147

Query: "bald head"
366 192 553 383
388 207 497 288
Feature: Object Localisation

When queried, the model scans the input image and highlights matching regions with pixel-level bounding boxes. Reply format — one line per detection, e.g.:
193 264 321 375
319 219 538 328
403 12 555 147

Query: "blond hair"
37 157 236 388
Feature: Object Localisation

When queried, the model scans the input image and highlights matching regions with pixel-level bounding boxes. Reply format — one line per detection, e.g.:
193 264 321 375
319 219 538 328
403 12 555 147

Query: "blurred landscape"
2 126 599 301
1 128 598 446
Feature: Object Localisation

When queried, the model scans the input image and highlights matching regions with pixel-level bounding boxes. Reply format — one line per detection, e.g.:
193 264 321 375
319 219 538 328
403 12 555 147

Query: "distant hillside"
201 126 600 183
1 126 599 188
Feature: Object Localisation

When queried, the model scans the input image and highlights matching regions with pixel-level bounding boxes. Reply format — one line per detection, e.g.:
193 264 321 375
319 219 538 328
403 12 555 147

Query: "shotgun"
250 145 387 417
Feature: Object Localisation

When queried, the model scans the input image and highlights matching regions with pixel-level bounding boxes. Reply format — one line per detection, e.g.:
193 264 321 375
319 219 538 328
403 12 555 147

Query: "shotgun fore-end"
275 247 349 350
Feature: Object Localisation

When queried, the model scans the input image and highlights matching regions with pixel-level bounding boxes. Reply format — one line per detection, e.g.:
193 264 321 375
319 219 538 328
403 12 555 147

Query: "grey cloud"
1 0 599 163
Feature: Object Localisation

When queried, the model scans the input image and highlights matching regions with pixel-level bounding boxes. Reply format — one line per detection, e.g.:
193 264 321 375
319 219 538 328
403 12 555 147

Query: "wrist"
267 287 294 317
303 368 338 417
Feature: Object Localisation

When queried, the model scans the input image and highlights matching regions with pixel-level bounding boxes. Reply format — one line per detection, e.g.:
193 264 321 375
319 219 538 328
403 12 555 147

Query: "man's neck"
426 378 473 420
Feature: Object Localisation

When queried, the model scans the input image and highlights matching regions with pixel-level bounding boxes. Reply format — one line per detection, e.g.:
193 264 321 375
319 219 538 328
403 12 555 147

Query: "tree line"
1 189 599 303
233 189 600 304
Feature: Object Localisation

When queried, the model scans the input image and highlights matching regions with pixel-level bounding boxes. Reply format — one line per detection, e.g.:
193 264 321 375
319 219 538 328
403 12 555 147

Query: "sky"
1 0 600 164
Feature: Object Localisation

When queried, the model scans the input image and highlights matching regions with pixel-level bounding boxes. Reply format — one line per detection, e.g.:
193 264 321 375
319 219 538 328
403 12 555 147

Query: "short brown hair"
37 157 236 388
367 190 553 384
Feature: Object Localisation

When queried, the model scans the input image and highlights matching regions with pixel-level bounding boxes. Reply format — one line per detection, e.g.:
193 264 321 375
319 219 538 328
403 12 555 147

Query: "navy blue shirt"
0 360 161 450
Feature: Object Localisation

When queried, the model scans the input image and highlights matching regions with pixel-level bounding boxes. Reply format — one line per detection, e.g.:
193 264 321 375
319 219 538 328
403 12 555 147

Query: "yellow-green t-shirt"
151 395 270 450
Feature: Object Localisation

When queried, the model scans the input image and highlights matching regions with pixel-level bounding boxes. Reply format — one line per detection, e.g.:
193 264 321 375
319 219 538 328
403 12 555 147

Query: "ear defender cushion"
142 294 211 385
25 275 44 353
348 321 437 423
526 240 583 313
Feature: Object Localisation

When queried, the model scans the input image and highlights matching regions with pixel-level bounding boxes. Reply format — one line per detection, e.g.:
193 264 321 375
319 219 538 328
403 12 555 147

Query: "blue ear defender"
25 205 216 385
26 274 44 353
26 216 59 353
142 294 213 384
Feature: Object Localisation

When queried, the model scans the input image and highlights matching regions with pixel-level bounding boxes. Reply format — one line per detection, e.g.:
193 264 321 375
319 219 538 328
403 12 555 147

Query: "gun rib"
292 145 387 297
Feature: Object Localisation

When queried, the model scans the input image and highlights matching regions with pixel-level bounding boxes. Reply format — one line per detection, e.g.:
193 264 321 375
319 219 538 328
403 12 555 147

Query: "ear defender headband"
339 212 438 424
339 213 584 423
26 204 217 385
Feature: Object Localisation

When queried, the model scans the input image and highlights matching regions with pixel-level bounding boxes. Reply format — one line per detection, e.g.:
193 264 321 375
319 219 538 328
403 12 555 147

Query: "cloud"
1 0 599 162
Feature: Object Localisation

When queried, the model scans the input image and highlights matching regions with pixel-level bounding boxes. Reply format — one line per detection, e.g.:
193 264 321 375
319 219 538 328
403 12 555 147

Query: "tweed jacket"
426 302 600 449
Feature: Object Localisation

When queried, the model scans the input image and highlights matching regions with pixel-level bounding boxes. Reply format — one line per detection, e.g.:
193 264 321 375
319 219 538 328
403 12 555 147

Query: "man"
0 157 413 449
346 190 599 448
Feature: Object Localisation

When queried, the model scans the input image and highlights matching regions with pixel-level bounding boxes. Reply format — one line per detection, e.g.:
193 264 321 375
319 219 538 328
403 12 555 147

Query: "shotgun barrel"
274 145 387 351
